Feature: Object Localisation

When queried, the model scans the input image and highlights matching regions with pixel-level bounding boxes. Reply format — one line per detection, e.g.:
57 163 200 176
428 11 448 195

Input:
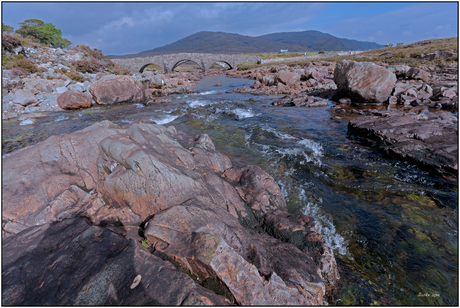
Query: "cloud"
321 3 457 45
2 2 457 55
435 25 451 31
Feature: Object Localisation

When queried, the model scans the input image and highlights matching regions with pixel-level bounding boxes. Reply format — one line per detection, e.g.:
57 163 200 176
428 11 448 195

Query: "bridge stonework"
112 53 261 73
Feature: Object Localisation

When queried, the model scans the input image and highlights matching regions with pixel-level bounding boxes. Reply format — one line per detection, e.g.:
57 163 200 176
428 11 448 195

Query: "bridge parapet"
112 53 261 73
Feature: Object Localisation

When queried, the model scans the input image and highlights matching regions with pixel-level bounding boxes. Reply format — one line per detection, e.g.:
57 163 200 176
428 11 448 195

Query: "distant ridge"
113 30 384 58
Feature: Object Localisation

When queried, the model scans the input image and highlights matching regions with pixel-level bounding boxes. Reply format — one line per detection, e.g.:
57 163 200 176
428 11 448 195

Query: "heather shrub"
70 45 123 73
71 58 102 73
16 58 38 73
11 67 28 76
75 45 107 60
64 70 84 82
2 33 21 52
4 57 38 74
109 64 131 75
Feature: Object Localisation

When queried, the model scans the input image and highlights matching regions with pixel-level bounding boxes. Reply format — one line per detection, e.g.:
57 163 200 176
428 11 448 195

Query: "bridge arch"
207 60 233 70
139 63 164 73
171 59 204 72
139 62 165 73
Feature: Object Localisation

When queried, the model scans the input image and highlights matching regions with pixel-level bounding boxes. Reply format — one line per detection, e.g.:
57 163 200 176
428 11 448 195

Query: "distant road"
261 50 364 64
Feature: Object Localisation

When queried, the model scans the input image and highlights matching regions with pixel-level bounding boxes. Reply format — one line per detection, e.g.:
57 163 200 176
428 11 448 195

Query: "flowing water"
2 75 458 305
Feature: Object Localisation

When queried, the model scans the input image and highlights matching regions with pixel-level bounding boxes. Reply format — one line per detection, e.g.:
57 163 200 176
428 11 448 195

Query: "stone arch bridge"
112 53 261 73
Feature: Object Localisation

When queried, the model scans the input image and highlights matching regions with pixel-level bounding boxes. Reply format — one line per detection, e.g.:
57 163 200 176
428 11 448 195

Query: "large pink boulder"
89 75 145 105
57 90 92 109
334 60 396 104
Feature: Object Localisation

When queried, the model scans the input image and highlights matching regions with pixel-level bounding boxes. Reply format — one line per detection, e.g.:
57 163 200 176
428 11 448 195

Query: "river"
2 75 458 305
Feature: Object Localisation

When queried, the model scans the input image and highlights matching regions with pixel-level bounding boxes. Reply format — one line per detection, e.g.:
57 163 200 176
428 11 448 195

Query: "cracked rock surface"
2 119 338 305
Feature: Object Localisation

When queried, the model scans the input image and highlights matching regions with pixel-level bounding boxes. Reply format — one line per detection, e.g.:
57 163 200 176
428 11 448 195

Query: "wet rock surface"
2 120 337 305
273 93 329 107
348 110 458 180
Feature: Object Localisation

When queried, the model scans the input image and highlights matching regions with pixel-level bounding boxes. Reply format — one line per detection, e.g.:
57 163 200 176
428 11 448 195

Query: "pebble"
130 275 141 289
19 119 38 125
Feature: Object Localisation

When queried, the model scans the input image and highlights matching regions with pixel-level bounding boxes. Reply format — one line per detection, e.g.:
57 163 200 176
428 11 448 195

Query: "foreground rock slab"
348 110 458 179
2 119 338 305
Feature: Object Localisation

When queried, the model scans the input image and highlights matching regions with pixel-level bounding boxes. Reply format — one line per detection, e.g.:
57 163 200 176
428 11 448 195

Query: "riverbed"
2 75 458 305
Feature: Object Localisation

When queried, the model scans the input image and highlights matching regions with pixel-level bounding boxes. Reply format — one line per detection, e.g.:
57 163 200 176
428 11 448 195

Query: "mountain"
116 30 383 58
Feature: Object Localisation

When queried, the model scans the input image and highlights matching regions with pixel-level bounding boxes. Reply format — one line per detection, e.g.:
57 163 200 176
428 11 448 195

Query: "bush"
15 19 71 48
11 67 28 76
2 33 21 52
318 49 325 54
2 23 14 33
109 64 131 75
16 58 39 73
64 70 84 82
75 45 107 60
4 57 38 74
71 58 102 73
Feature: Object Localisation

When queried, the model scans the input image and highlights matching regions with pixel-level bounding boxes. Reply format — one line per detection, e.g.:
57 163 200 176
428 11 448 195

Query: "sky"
1 1 458 55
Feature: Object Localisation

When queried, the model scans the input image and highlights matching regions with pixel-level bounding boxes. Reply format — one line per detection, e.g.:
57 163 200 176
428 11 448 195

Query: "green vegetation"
257 52 308 60
318 49 325 54
319 37 458 67
1 19 129 78
2 23 14 33
15 19 71 48
141 238 149 248
63 70 84 82
2 54 39 74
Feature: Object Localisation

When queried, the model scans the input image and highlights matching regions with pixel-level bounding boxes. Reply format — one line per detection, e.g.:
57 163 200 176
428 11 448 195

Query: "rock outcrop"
227 61 336 96
2 120 338 305
348 110 458 180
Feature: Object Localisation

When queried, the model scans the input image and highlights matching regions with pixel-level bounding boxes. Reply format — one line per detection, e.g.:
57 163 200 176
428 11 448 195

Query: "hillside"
257 30 383 52
115 30 384 58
